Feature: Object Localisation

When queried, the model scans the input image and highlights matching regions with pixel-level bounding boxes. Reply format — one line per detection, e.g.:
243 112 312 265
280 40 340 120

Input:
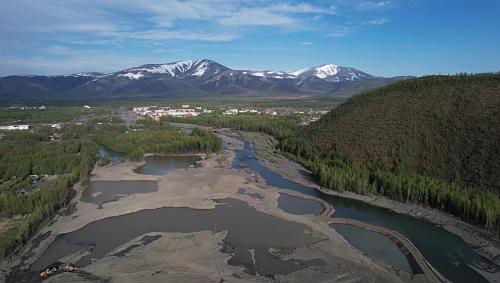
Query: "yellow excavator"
39 267 57 277
63 264 75 272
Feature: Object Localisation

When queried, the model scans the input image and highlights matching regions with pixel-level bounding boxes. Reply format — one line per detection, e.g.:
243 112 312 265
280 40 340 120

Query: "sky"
0 0 499 77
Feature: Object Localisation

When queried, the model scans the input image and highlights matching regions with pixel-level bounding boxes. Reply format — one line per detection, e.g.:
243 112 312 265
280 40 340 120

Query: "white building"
84 105 91 109
224 109 239 115
0 125 29 130
39 106 46 110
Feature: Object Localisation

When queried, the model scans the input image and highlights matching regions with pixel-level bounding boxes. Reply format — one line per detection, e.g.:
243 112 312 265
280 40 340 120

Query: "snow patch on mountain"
190 61 209 77
118 73 145 80
287 67 312 77
287 64 340 79
128 60 202 76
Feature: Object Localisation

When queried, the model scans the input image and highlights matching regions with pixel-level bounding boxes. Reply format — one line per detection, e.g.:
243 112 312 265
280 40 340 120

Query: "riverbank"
241 131 500 268
2 142 435 283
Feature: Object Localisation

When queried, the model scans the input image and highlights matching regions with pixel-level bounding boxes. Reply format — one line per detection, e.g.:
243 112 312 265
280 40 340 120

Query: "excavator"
39 267 57 277
63 264 75 272
39 264 75 278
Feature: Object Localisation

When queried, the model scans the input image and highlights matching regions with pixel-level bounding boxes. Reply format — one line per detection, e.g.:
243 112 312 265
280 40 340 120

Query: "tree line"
0 136 98 258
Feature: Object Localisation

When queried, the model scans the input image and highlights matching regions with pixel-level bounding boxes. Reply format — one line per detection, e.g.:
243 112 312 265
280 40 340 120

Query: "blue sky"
0 0 499 77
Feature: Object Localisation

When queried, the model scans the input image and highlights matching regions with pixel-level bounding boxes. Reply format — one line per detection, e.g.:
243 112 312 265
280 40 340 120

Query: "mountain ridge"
0 59 411 99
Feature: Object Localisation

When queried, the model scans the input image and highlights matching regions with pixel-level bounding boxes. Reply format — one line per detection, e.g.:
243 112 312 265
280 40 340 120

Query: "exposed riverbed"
2 130 453 283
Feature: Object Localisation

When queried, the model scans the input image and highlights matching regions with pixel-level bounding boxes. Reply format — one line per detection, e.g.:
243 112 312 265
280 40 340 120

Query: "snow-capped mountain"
0 59 407 99
241 64 374 83
59 59 300 97
118 60 225 80
289 64 373 82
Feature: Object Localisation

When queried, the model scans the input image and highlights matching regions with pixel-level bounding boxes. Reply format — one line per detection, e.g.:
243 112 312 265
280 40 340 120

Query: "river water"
228 135 490 283
134 155 198 175
31 199 324 275
97 144 127 163
98 144 198 174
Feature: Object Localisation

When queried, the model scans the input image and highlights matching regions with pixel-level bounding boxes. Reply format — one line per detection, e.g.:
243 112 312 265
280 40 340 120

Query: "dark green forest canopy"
303 73 500 193
0 135 98 258
0 107 108 123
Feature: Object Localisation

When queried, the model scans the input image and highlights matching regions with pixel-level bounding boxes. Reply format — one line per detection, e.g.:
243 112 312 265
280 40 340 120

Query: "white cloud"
43 45 72 55
300 42 314 45
218 8 295 26
0 1 120 35
0 51 173 76
363 18 389 25
326 26 356 37
0 1 340 42
122 30 238 42
154 49 187 53
326 33 348 37
218 3 336 27
267 3 337 15
71 40 115 45
357 1 393 10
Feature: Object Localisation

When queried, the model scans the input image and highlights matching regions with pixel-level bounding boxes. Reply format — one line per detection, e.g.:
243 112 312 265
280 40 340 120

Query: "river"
227 134 491 283
38 136 493 282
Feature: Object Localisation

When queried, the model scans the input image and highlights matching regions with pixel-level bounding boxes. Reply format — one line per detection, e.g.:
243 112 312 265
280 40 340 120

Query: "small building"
84 105 91 109
0 125 30 130
224 109 238 115
261 111 277 116
39 106 46 110
195 106 202 110
182 105 190 108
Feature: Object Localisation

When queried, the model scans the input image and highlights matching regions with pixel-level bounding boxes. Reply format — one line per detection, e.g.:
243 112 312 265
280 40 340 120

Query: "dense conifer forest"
0 135 98 257
282 73 500 236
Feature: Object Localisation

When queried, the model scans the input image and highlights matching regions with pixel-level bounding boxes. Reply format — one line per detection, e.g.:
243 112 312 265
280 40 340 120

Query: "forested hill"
303 73 500 193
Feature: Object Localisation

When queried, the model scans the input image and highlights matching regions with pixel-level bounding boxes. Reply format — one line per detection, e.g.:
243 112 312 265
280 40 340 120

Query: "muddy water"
134 155 198 175
80 181 158 205
330 224 413 274
226 134 490 283
278 193 324 216
98 144 127 163
31 199 323 275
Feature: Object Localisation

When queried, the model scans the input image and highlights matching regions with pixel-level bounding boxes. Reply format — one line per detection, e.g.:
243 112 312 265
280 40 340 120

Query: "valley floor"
0 134 442 283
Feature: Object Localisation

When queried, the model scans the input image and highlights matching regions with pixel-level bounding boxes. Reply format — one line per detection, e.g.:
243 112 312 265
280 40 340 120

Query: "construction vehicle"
39 267 57 277
63 264 75 272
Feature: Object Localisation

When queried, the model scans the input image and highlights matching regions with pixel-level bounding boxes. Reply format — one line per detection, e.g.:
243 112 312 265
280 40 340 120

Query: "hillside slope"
329 76 415 98
304 73 500 192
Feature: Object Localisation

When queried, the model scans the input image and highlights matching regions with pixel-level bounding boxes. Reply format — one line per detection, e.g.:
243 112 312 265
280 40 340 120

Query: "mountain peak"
288 64 340 79
116 59 227 80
